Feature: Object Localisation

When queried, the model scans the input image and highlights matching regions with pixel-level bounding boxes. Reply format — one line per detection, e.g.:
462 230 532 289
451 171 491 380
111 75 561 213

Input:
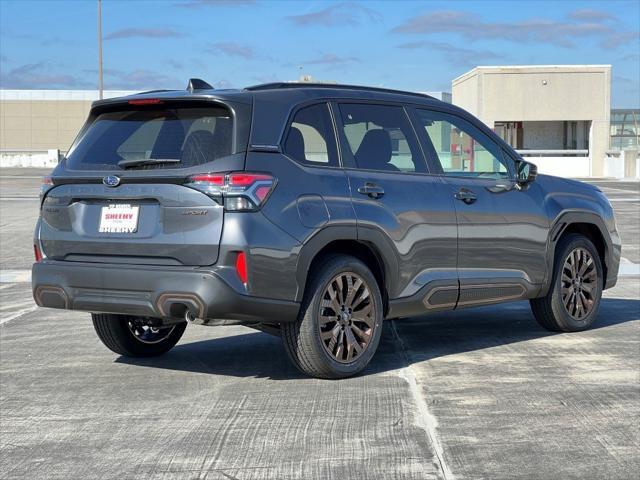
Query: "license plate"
99 204 140 233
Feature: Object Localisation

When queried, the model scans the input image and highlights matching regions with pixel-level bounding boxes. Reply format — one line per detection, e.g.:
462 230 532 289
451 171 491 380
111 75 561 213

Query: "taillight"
185 172 276 211
34 244 42 262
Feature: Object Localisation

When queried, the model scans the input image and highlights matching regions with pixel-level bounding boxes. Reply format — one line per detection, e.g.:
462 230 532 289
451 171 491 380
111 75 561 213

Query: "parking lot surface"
1 169 638 480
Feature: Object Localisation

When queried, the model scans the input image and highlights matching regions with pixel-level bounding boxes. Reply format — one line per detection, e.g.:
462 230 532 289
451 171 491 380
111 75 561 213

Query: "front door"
410 107 550 307
333 102 458 311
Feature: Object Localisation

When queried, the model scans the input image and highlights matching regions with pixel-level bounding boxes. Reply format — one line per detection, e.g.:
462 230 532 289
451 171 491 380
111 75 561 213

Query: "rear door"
39 101 242 266
410 107 549 303
334 102 458 305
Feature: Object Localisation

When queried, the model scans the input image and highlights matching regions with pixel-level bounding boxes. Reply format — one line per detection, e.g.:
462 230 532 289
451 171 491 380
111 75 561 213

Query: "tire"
92 314 187 357
282 255 384 379
530 234 603 332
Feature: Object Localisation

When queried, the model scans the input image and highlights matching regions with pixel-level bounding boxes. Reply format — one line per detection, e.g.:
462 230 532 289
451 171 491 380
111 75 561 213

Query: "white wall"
0 150 60 168
525 156 590 178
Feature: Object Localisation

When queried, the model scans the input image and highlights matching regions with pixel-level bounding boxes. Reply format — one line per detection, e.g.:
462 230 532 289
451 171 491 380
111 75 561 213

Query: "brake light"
185 172 276 211
189 174 225 185
128 98 163 105
227 173 273 186
235 252 248 284
34 244 42 262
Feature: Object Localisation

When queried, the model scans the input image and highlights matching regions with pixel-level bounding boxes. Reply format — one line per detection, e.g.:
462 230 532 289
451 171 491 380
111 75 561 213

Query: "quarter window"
414 110 510 179
338 103 425 173
284 103 338 167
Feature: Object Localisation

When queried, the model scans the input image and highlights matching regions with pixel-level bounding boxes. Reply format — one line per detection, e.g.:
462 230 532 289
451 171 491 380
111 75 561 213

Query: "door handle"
455 188 477 204
486 183 515 193
358 182 385 199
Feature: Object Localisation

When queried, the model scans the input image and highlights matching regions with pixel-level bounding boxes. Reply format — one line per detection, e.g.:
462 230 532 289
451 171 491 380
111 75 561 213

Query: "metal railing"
516 149 589 157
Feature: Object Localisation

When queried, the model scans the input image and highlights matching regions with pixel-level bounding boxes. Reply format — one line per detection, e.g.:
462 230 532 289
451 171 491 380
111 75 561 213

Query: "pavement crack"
390 320 455 480
220 471 241 480
0 305 39 326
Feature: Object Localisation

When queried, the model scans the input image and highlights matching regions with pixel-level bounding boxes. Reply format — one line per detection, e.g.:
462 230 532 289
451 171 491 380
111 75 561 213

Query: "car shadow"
115 297 640 380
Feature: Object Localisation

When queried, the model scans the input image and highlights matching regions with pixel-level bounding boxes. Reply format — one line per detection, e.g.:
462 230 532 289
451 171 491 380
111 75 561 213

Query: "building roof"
453 65 612 85
0 90 139 101
1 83 449 108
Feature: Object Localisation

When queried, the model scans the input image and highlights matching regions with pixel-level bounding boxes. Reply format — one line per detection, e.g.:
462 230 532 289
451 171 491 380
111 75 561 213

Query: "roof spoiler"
187 78 213 92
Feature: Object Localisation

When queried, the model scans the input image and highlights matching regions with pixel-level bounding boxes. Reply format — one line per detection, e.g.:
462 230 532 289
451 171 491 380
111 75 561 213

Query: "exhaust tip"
184 310 197 323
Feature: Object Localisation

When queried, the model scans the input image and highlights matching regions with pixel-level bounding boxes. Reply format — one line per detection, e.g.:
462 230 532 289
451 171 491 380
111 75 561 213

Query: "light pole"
98 0 103 99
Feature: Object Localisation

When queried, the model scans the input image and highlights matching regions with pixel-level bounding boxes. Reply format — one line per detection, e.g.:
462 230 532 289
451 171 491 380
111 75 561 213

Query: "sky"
0 0 638 107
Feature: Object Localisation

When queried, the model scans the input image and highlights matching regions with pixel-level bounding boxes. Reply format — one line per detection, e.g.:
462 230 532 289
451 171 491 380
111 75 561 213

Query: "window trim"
279 100 343 170
408 106 516 181
332 100 430 175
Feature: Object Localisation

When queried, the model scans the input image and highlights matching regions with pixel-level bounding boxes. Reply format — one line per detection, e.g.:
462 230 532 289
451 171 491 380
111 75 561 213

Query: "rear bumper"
32 260 299 325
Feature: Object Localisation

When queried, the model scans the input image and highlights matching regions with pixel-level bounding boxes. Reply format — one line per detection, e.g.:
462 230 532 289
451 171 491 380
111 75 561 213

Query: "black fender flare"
294 225 400 302
541 210 614 296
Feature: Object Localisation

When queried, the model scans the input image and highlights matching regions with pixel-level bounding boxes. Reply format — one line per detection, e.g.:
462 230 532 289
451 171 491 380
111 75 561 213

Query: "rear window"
65 106 233 170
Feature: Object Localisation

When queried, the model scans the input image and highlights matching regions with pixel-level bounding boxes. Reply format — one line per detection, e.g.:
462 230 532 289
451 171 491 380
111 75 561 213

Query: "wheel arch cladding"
558 223 607 278
543 212 612 296
296 237 391 315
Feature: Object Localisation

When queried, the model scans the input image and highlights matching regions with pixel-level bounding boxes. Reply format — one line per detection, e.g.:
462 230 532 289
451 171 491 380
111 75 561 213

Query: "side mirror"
516 160 537 185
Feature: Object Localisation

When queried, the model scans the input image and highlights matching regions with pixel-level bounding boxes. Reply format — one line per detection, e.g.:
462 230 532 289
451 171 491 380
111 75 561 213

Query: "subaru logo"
103 175 120 187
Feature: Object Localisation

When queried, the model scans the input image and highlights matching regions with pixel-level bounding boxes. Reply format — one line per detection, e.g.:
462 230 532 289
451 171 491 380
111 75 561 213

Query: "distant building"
610 109 639 151
294 75 337 84
423 92 452 103
1 74 636 176
452 65 611 177
0 89 137 153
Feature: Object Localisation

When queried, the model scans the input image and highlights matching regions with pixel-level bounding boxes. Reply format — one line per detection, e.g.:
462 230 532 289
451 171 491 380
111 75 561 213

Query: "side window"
414 109 511 179
338 103 425 173
284 103 339 167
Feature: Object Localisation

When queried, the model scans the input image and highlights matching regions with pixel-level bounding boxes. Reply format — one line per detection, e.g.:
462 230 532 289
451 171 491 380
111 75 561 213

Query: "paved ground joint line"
390 320 455 480
0 305 38 325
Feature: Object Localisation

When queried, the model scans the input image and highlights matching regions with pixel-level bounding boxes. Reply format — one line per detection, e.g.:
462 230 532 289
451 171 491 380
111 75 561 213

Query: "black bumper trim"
32 261 300 324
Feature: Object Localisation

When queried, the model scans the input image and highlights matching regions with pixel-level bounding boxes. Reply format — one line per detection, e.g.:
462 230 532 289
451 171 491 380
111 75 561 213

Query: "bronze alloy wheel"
318 272 377 364
127 319 176 344
560 247 598 320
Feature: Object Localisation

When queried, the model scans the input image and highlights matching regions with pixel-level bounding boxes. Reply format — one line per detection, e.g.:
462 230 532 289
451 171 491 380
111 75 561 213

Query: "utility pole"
98 0 103 99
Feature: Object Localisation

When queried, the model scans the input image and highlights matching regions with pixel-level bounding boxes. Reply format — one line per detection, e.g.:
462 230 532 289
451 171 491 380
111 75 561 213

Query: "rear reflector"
40 176 54 198
185 172 276 211
34 244 42 262
128 98 163 105
235 252 248 284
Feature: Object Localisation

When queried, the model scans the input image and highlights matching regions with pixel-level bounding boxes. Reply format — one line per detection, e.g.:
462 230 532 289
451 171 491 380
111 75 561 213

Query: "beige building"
0 89 136 152
2 72 632 176
452 65 611 177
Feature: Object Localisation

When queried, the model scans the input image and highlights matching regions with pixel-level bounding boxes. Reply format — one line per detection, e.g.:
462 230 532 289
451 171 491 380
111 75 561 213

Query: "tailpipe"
156 293 205 323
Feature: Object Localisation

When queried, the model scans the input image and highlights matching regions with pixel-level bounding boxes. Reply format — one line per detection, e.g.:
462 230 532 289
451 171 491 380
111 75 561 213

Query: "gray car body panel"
40 183 224 265
32 84 621 324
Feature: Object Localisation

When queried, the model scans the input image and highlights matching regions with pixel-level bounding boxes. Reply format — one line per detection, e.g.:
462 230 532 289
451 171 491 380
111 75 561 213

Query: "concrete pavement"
1 170 638 479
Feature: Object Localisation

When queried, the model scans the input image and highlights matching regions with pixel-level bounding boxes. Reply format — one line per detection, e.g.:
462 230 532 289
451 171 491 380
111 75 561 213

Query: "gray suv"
32 80 621 379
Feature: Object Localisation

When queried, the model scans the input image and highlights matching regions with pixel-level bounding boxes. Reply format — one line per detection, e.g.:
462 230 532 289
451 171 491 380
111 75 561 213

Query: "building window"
610 109 639 151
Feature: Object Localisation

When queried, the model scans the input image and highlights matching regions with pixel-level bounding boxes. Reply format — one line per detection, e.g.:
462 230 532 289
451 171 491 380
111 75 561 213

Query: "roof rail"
245 82 435 100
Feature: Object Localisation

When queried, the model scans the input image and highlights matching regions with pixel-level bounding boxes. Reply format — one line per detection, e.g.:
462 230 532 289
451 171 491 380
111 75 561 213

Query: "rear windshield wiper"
117 158 181 169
